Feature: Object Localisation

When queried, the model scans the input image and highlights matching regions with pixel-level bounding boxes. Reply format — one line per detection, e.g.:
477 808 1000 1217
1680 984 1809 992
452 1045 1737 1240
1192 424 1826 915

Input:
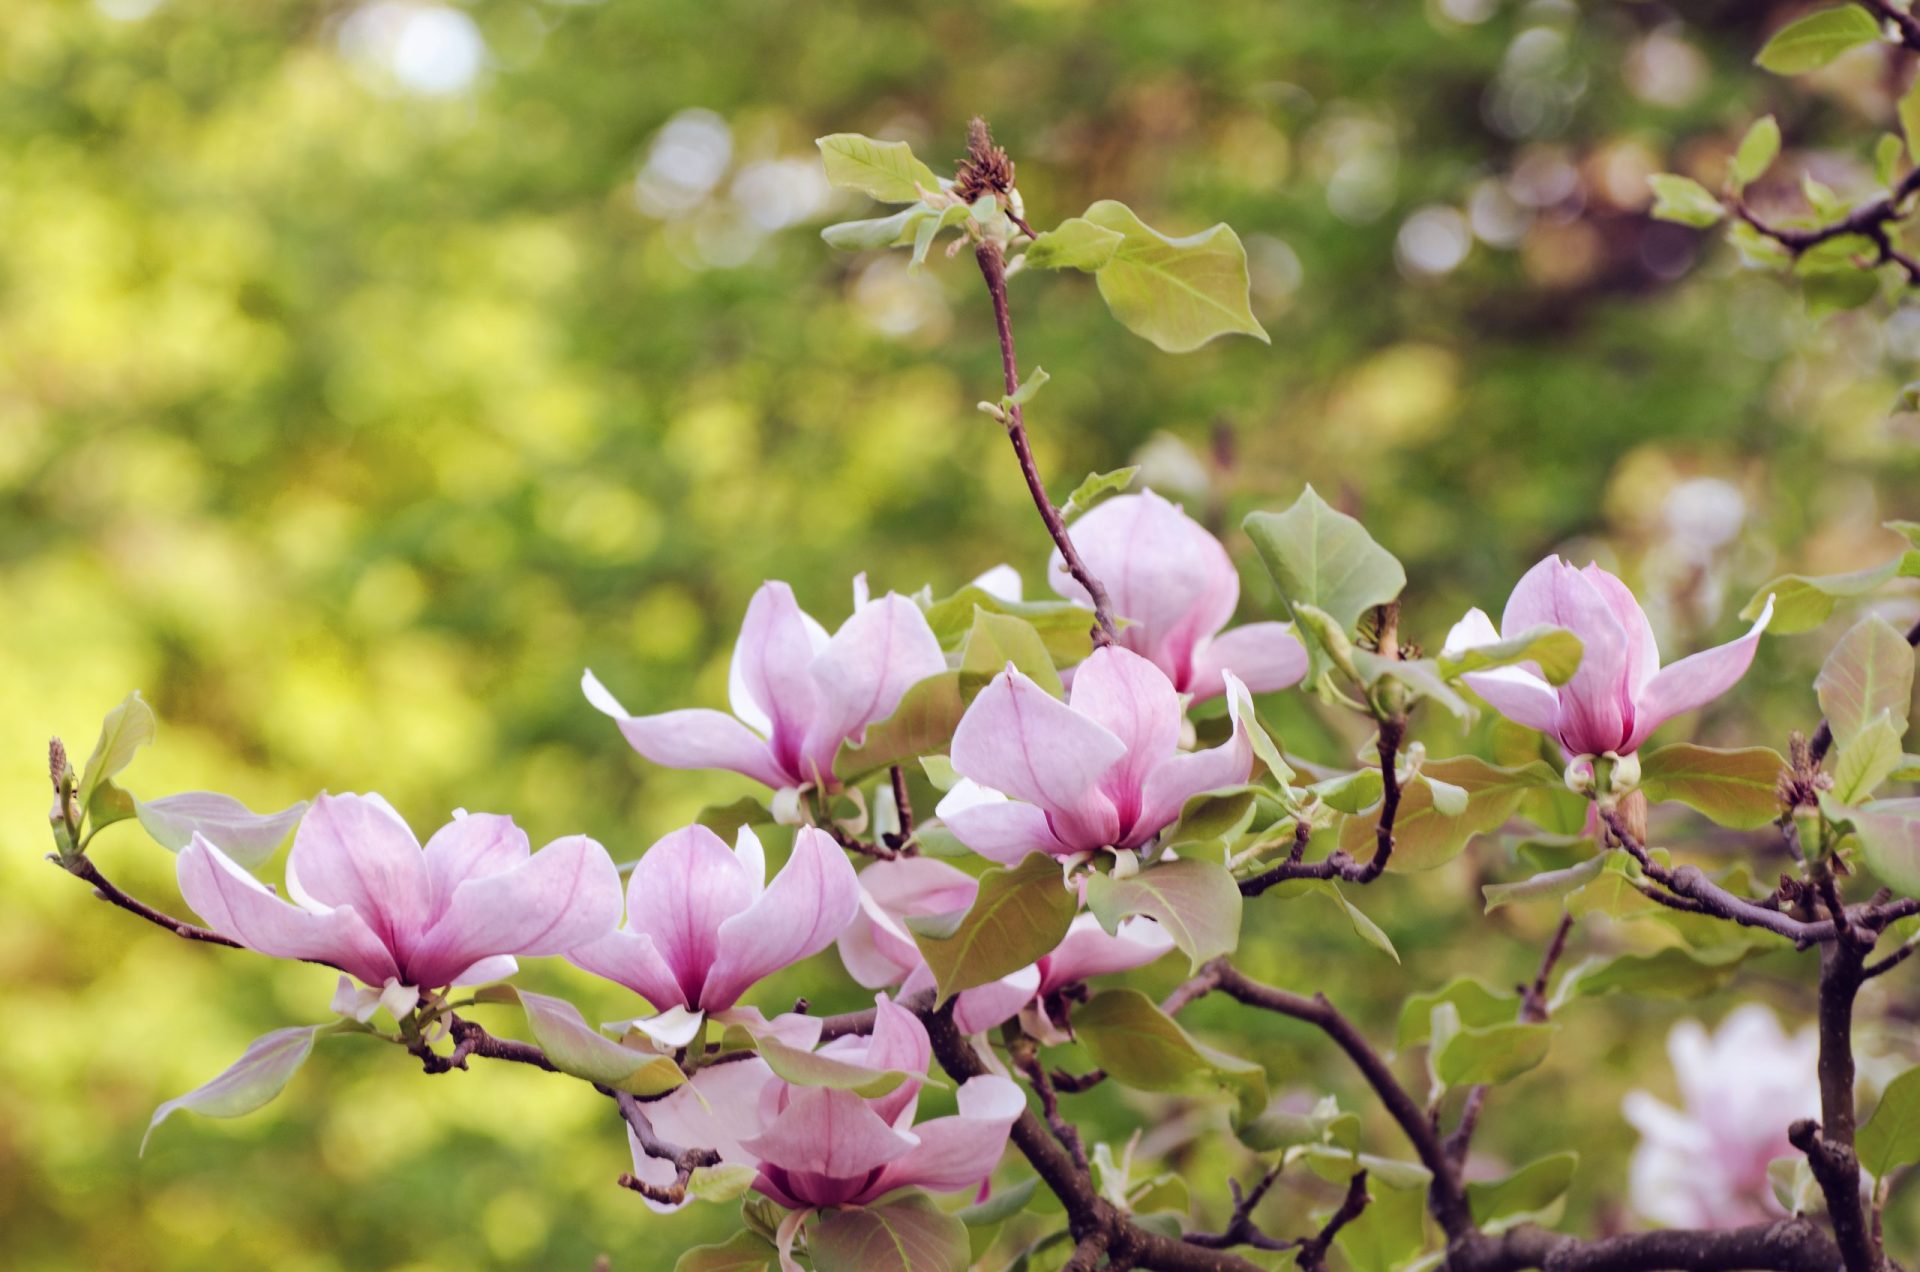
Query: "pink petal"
806 592 947 776
936 781 1073 863
421 813 529 918
703 827 861 1011
1068 646 1184 828
954 966 1041 1035
741 1086 919 1209
1461 667 1563 738
838 859 977 988
179 836 399 986
732 582 829 784
583 670 790 789
284 792 430 957
449 955 519 986
1187 622 1309 701
568 930 686 1010
405 833 623 990
829 994 930 1127
1048 490 1239 689
626 825 761 1006
1582 564 1662 699
1132 673 1254 847
1502 557 1629 756
950 665 1127 832
867 1075 1024 1201
1037 915 1174 997
1625 596 1772 753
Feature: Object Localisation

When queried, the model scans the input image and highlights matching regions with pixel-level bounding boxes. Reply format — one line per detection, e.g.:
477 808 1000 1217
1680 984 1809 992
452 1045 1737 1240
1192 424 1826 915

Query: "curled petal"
805 592 946 776
953 965 1042 1036
179 836 399 986
584 671 790 789
867 1075 1024 1201
1131 673 1254 847
1187 622 1309 700
1068 646 1184 824
1624 596 1772 753
703 827 861 1011
285 792 429 956
1461 667 1562 739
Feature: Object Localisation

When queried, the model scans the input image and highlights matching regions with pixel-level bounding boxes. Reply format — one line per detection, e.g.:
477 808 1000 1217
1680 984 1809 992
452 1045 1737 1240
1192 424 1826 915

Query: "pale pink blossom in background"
1622 1005 1818 1229
568 822 858 1014
178 792 620 1011
1447 555 1772 759
1048 489 1306 700
938 645 1253 862
583 576 945 793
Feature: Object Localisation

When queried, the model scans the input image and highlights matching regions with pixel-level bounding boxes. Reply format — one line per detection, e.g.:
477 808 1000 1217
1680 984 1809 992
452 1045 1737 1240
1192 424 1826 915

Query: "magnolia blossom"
583 577 944 794
178 793 620 1011
1048 489 1307 700
837 857 1175 1032
1447 556 1773 759
568 823 858 1014
937 645 1252 862
1622 1006 1818 1229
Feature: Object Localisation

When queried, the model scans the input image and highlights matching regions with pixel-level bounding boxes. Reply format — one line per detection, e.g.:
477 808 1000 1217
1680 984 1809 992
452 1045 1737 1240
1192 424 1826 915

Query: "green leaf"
694 795 773 843
1755 5 1883 74
473 986 684 1096
1816 614 1914 747
1552 945 1755 1008
1832 713 1904 803
1058 466 1139 520
1336 756 1560 873
1857 1065 1920 1178
1879 133 1905 188
1482 853 1606 913
836 671 968 783
78 690 157 810
920 585 1095 665
955 1176 1039 1229
1439 624 1584 687
1334 1177 1430 1272
1022 217 1125 272
1468 1152 1578 1234
133 791 309 867
1397 977 1521 1050
144 1023 322 1153
87 778 139 833
1731 116 1782 190
674 1229 776 1272
1236 1094 1362 1153
1244 487 1406 681
754 1036 930 1098
810 1192 972 1272
1429 1008 1554 1090
1296 1144 1433 1191
1637 744 1787 830
910 202 974 268
1647 174 1724 228
1354 654 1475 723
821 205 932 251
1729 221 1796 270
1080 199 1269 353
1075 987 1268 1120
1845 797 1920 896
1161 785 1262 848
815 134 940 204
1002 365 1050 409
1742 547 1920 633
1322 881 1399 962
1314 767 1385 815
911 854 1077 997
960 607 1062 697
1084 857 1243 969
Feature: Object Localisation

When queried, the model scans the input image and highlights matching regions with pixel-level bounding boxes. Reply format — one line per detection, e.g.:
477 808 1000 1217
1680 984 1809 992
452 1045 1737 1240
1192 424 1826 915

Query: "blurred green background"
6 0 1919 1267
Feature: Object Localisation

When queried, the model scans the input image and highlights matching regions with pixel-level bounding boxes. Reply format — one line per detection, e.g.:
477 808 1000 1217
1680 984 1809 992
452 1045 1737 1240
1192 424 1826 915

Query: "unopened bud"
1564 755 1597 796
1607 750 1642 794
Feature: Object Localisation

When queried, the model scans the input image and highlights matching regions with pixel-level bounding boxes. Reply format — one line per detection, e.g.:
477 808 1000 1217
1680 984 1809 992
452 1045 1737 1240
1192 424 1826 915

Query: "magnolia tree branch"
612 1089 722 1206
1454 1218 1845 1272
55 852 244 949
1447 913 1575 1164
1240 715 1409 895
1297 1171 1372 1272
1734 170 1920 288
1864 0 1920 55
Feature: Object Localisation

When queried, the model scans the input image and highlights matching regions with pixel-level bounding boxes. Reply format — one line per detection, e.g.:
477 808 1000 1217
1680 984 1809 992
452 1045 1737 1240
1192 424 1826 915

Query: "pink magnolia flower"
937 645 1253 862
1048 489 1307 700
1622 1006 1818 1229
837 857 1175 1032
568 823 858 1014
177 793 620 1007
1448 556 1773 759
583 578 945 794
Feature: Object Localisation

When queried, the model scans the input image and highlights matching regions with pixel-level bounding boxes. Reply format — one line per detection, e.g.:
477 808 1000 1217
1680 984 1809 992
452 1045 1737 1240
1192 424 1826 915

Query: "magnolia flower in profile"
583 577 945 795
1047 489 1307 700
937 645 1253 862
837 857 1175 1032
1622 1005 1818 1229
568 823 858 1015
178 793 620 1013
1446 556 1773 759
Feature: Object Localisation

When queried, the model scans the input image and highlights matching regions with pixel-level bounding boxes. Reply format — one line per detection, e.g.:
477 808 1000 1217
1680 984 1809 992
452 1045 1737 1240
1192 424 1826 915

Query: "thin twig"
1183 1162 1294 1252
611 1088 722 1207
886 764 916 851
1448 913 1575 1163
58 853 244 948
1013 1043 1087 1169
1296 1171 1371 1272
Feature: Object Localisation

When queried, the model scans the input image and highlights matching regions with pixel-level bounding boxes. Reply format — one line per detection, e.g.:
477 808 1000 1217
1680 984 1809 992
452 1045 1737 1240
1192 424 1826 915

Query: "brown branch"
1049 1066 1107 1093
1183 1162 1293 1253
1454 1218 1844 1272
1242 721 1407 896
1734 170 1920 290
1013 1043 1087 1169
1448 913 1574 1164
1297 1171 1371 1272
1794 919 1884 1272
1864 0 1920 54
1599 809 1833 946
886 764 916 852
611 1088 721 1207
59 853 246 948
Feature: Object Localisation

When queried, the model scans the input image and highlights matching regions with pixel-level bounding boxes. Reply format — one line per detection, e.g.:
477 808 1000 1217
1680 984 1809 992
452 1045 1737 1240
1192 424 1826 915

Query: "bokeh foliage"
4 0 1918 1268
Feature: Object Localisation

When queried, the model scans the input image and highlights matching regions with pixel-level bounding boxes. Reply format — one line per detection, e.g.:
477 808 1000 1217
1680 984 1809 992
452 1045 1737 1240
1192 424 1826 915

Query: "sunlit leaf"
1081 200 1269 352
960 607 1062 697
1857 1065 1920 1178
1754 5 1882 74
1742 547 1920 633
910 854 1076 997
79 690 156 810
816 134 941 203
135 791 309 868
474 986 684 1096
1438 624 1584 687
1337 756 1559 873
1058 465 1139 520
144 1023 322 1153
1646 174 1723 228
1637 744 1786 830
1467 1152 1578 1234
1022 217 1124 272
1084 857 1243 969
810 1192 971 1272
1832 713 1903 803
1075 987 1268 1120
1815 614 1914 747
1731 116 1781 190
1245 487 1406 681
836 671 968 784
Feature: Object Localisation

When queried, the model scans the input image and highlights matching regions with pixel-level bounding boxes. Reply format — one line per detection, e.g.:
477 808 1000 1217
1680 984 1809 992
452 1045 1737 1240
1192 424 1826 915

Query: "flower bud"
1563 755 1597 796
1607 749 1642 794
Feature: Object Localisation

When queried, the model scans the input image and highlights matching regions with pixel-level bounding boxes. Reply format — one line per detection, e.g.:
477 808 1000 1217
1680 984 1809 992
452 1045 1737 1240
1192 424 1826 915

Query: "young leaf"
674 1229 777 1272
1430 1015 1554 1089
1815 614 1914 747
1742 547 1920 633
473 986 685 1096
1844 797 1920 896
1552 946 1754 1007
1467 1152 1578 1234
821 205 932 251
1879 133 1905 188
144 1024 322 1153
1754 5 1883 75
1322 881 1399 962
1397 977 1521 1049
1354 654 1476 723
911 854 1077 998
920 586 1096 664
1856 1065 1920 1179
1832 713 1903 803
815 134 941 204
135 792 309 868
1245 487 1406 679
1636 744 1787 830
1647 174 1724 228
1084 858 1243 968
1731 116 1782 190
1058 466 1140 520
695 795 773 843
1022 217 1125 272
836 671 968 783
960 608 1062 698
1002 365 1050 409
1482 853 1606 913
810 1192 972 1272
78 690 157 809
1074 987 1268 1120
754 1037 927 1098
1081 200 1269 353
1437 624 1584 687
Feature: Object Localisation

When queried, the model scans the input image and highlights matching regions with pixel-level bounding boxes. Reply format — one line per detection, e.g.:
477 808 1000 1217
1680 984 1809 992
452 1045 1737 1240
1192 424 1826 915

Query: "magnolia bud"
1607 750 1642 794
1564 755 1597 796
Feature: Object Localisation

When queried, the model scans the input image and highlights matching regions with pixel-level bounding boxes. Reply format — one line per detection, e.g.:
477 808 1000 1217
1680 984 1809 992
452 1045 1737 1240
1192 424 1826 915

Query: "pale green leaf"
1245 487 1406 681
144 1024 321 1153
1058 465 1139 520
1637 744 1787 830
1081 199 1269 353
79 690 157 809
911 854 1077 997
1438 624 1584 687
1731 116 1782 190
1647 174 1724 228
1815 614 1914 746
1857 1065 1920 1178
1022 217 1124 272
1754 6 1882 75
816 134 940 204
1084 858 1243 968
135 791 309 868
1075 987 1267 1120
1832 713 1903 803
